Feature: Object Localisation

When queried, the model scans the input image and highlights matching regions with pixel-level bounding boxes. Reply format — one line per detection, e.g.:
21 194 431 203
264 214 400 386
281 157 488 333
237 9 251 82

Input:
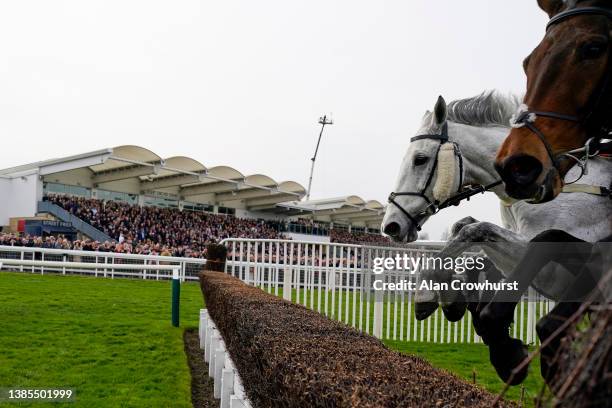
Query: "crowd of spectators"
280 218 330 236
0 232 371 267
0 195 391 258
0 232 196 257
45 194 286 257
330 229 391 246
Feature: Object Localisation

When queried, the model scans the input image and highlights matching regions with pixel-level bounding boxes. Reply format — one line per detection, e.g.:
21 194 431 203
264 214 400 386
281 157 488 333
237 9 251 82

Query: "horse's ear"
537 0 565 18
434 96 447 126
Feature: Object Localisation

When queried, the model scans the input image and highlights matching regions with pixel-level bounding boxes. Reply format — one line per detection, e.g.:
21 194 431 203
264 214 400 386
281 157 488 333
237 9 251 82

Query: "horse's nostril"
384 222 401 237
502 155 543 187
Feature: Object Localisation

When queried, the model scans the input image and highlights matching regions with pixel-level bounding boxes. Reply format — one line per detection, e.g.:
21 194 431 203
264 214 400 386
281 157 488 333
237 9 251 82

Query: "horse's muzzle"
495 154 545 200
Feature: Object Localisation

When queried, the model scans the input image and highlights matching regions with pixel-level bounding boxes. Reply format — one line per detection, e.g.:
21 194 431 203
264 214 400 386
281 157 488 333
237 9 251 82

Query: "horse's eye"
414 154 429 166
581 42 607 60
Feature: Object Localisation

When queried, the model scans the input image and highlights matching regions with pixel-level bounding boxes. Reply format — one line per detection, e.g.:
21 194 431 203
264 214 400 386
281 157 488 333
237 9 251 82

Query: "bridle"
387 123 503 232
512 6 612 181
388 120 611 233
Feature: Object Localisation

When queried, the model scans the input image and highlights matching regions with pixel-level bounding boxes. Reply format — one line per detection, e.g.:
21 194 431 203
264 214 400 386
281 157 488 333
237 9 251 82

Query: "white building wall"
0 173 42 226
236 209 285 221
285 233 330 243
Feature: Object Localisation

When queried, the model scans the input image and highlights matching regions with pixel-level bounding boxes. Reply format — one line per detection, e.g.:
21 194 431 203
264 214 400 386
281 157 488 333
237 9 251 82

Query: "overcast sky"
0 0 549 239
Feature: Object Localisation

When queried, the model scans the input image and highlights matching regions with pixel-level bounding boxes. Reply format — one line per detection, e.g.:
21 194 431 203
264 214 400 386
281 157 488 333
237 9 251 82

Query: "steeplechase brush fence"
199 271 513 408
220 238 553 346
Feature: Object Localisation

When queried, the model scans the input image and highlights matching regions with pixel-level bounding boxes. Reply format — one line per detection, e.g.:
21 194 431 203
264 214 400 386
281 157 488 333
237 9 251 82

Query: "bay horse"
495 0 612 203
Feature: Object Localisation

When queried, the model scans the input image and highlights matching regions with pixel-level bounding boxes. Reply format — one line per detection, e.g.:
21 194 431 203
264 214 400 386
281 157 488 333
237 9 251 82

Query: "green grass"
0 272 203 407
0 272 545 407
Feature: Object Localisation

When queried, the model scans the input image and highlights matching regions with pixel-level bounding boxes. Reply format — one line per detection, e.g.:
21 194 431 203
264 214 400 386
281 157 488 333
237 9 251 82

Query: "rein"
513 6 612 178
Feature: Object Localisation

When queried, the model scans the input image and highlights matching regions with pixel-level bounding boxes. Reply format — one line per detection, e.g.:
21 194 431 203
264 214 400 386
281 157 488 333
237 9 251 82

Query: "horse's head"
382 96 463 242
495 0 612 203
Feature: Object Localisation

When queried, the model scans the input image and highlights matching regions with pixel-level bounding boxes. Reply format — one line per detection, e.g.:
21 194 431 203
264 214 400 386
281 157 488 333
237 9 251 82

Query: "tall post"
306 114 333 200
172 267 181 327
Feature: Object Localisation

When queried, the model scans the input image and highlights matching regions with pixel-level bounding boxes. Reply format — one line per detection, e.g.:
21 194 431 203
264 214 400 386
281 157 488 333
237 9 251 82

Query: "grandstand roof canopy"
0 145 306 208
0 145 386 228
271 196 386 227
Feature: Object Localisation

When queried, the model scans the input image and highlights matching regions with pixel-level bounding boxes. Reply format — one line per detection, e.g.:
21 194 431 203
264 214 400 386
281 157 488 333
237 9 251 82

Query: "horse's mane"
446 91 521 128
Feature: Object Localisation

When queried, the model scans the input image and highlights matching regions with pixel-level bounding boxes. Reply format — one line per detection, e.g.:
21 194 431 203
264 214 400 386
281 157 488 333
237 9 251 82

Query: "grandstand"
0 145 389 254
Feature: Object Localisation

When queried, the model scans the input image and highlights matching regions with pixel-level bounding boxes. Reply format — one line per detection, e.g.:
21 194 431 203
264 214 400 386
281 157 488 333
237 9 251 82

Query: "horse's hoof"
489 338 529 386
415 301 438 320
442 300 467 322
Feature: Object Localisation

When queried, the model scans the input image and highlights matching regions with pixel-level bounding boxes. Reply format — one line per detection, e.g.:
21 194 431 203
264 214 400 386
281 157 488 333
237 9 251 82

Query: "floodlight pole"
306 115 333 201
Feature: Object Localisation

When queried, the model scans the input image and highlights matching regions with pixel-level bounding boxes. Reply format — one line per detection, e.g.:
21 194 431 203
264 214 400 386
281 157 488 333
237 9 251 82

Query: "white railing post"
373 288 383 339
214 344 226 398
205 323 215 363
283 266 292 301
199 309 208 349
221 368 235 408
527 288 535 344
200 310 251 408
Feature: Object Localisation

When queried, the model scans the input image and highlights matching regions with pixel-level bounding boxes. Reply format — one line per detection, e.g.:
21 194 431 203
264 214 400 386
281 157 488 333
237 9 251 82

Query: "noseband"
513 6 612 178
387 124 451 231
388 123 498 232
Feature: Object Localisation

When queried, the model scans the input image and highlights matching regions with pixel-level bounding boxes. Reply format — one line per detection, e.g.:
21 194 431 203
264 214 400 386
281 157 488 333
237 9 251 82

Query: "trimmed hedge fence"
199 271 514 408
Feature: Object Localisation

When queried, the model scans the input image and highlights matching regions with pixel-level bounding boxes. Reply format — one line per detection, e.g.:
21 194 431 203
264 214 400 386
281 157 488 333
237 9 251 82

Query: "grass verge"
1 272 545 407
0 272 203 407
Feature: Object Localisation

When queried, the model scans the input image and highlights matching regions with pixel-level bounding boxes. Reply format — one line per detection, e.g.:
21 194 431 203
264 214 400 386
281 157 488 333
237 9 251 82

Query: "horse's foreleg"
414 216 481 321
456 260 530 385
465 260 504 337
434 222 526 322
414 283 439 320
480 229 590 328
478 230 593 386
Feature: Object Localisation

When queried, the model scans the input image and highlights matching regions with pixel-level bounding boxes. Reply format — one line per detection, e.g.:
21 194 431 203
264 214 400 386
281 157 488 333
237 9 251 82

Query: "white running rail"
219 238 551 346
0 245 207 281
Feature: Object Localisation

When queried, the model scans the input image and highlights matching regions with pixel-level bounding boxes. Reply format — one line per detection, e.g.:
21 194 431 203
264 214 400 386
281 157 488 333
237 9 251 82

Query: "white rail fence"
220 238 552 346
0 245 207 281
0 240 553 346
